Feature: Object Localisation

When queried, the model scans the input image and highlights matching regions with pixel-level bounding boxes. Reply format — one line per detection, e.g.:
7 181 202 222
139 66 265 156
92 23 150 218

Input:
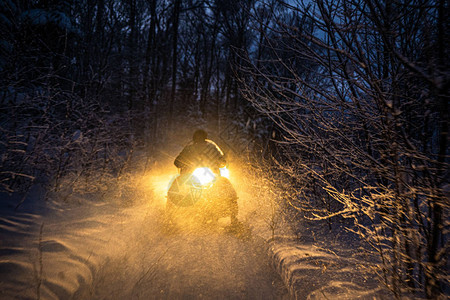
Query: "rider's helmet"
193 129 207 143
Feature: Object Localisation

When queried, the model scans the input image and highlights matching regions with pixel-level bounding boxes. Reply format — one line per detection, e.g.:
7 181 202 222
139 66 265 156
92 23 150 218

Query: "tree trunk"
128 0 137 111
169 0 182 128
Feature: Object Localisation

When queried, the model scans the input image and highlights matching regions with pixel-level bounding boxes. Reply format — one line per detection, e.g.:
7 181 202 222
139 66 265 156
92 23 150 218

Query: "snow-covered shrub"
0 87 137 203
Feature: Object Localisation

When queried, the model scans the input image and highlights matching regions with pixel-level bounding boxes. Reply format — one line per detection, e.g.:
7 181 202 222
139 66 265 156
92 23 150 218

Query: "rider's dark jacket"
174 139 226 174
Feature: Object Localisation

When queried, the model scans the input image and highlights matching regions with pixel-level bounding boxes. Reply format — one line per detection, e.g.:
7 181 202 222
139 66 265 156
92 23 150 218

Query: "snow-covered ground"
268 233 393 299
1 195 289 299
0 153 391 299
0 160 289 299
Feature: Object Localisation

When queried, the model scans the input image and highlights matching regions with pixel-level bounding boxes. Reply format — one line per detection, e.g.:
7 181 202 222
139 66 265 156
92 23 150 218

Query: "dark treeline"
0 0 448 298
1 0 262 138
0 0 270 197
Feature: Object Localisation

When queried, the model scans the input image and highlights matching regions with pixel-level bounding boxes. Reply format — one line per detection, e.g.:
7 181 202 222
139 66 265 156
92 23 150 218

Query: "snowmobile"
165 166 237 230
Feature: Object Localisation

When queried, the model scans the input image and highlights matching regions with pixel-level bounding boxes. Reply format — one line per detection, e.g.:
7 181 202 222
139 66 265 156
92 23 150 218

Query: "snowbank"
267 235 393 299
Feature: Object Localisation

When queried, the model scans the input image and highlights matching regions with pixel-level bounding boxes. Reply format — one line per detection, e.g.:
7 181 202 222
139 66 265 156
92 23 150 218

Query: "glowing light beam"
192 167 216 186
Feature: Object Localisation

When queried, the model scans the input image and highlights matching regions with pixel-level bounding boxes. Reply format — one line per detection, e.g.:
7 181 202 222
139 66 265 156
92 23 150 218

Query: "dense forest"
0 0 448 298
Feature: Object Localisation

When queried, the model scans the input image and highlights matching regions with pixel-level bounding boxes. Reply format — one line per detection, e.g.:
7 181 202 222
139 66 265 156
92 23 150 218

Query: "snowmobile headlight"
192 167 216 186
219 167 229 179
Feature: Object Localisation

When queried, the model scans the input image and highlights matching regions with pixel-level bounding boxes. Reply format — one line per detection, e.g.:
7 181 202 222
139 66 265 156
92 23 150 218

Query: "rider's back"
175 139 225 173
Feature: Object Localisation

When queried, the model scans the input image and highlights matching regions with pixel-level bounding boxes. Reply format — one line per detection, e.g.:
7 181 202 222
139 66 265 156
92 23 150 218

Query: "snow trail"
74 207 288 299
0 170 288 299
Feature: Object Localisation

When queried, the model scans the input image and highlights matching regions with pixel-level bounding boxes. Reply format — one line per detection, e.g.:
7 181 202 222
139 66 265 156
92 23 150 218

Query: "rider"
174 129 226 174
174 129 240 226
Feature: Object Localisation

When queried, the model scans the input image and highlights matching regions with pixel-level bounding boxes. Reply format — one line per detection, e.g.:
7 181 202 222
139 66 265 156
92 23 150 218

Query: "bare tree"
238 0 449 298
